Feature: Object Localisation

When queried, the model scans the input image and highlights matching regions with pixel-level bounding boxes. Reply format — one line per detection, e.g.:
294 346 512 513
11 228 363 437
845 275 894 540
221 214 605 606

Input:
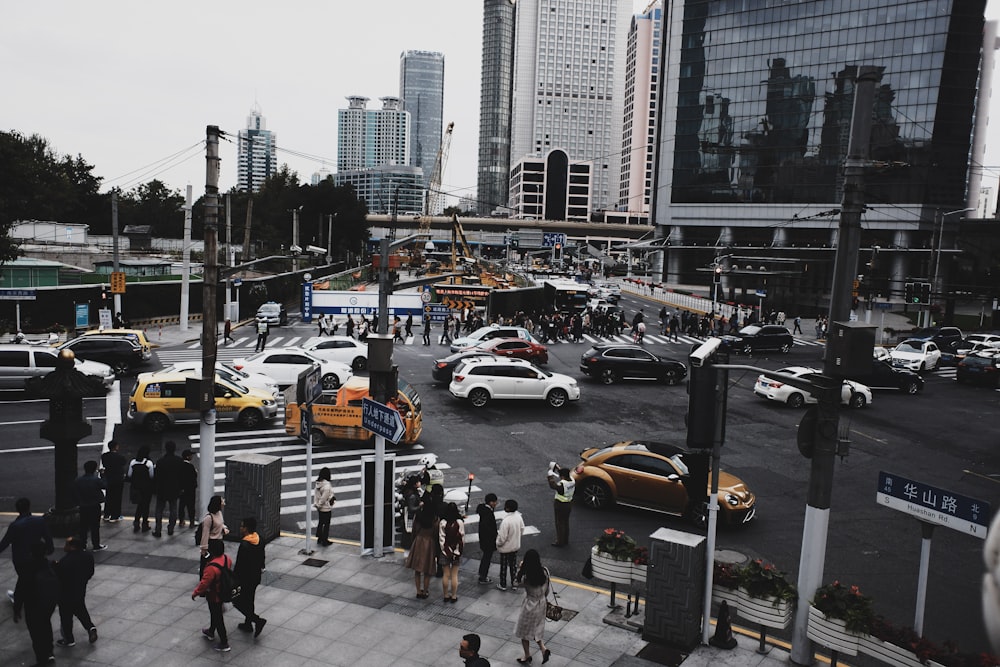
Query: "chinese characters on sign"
877 471 990 539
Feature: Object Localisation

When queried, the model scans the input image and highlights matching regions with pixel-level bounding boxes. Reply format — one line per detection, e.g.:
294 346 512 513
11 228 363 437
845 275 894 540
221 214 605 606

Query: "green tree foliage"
116 180 186 238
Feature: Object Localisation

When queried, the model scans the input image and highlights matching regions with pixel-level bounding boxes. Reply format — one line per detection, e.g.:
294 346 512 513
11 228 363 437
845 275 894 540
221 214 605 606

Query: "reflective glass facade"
663 0 985 207
400 50 445 189
478 0 517 215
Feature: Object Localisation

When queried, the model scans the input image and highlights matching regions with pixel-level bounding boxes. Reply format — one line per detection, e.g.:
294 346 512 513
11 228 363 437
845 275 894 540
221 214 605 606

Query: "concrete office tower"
477 0 516 216
400 50 445 191
651 0 992 304
336 96 411 172
618 1 661 216
509 0 631 217
236 105 278 193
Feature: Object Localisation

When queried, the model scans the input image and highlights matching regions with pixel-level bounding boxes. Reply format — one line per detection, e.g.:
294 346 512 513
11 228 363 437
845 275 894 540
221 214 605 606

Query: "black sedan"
721 324 794 355
847 359 924 394
580 344 687 385
432 351 494 384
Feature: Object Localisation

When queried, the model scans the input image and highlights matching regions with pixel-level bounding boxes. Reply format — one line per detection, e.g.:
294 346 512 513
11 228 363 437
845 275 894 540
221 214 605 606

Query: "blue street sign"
542 232 566 248
874 301 893 310
362 397 405 444
0 289 37 301
877 470 990 539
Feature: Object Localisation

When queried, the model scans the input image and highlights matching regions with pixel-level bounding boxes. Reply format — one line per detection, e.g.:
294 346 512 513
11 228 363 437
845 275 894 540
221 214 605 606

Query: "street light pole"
931 207 974 326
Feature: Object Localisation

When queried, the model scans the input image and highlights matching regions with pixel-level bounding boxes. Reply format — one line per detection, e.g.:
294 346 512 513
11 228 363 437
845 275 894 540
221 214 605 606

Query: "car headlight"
261 399 276 407
725 493 740 506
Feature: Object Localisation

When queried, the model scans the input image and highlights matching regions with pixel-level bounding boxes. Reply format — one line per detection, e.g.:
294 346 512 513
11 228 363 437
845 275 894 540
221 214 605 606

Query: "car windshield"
895 342 923 353
738 325 762 336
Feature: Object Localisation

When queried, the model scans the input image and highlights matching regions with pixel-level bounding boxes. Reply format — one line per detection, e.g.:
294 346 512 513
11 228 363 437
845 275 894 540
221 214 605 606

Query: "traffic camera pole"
198 125 221 518
369 237 394 557
789 67 881 665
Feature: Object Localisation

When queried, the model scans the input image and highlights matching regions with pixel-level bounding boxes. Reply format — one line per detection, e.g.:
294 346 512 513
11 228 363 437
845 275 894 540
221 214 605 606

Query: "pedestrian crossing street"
187 427 539 544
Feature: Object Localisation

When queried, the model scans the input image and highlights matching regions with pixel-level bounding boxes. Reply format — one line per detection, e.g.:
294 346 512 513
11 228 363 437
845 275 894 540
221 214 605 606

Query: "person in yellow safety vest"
420 454 444 490
548 463 575 547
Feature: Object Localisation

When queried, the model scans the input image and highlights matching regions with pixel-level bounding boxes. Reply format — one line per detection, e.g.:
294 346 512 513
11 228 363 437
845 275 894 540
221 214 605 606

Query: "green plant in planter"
737 559 797 604
713 561 740 590
594 528 636 561
812 580 875 634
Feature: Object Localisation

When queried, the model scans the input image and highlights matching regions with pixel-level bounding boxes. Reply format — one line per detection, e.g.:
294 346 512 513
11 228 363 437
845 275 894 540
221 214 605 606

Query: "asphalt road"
1 291 997 655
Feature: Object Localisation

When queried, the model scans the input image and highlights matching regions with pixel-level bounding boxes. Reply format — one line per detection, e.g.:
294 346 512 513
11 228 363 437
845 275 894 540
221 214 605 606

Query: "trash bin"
224 453 281 544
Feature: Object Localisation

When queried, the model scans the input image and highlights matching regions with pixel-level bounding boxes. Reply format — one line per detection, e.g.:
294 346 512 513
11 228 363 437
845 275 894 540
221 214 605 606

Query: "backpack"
209 557 240 603
130 460 151 489
442 520 463 559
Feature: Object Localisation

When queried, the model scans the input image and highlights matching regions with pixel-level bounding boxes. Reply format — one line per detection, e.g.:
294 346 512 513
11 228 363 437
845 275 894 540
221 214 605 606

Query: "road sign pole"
301 424 315 556
914 520 935 635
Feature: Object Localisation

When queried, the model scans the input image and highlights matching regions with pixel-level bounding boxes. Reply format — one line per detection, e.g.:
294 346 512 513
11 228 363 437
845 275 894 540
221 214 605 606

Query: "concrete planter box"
859 635 924 667
591 546 633 585
711 584 742 609
710 585 792 630
807 604 862 656
631 564 647 585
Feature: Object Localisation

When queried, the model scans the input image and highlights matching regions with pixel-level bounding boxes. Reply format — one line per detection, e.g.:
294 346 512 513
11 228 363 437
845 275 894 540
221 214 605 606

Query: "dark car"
721 324 794 355
432 352 494 384
956 352 1000 387
895 326 963 349
59 336 146 375
580 344 687 385
847 359 924 394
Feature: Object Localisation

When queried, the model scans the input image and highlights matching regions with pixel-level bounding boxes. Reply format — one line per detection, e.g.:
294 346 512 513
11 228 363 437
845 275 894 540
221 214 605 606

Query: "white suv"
449 356 580 408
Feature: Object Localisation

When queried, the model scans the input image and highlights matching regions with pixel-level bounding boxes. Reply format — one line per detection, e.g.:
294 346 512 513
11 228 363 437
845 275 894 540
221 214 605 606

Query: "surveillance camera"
306 245 326 255
689 337 722 367
289 244 302 255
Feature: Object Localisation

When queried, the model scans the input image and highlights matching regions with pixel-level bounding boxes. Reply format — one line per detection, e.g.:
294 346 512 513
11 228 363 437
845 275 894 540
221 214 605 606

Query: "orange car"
573 440 756 526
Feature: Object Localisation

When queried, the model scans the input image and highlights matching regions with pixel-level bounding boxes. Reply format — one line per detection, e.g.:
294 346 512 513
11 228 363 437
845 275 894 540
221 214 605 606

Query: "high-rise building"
236 105 278 192
337 96 411 172
477 0 517 216
334 166 424 216
651 0 993 300
400 50 445 192
508 0 631 216
618 1 661 216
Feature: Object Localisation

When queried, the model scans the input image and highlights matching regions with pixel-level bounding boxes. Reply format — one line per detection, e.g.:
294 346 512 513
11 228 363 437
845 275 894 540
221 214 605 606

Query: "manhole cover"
302 558 328 568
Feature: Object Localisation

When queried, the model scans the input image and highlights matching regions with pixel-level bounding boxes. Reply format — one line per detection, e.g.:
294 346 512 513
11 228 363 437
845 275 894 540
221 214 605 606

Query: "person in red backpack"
438 502 464 603
191 540 231 652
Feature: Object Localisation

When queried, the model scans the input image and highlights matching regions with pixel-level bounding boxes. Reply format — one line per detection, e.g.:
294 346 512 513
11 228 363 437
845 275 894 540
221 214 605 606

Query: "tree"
116 180 186 238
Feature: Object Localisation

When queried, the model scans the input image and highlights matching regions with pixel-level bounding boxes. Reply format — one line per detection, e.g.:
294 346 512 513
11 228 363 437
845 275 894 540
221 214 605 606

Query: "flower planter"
631 564 647 586
735 590 793 630
591 546 633 585
859 635 924 667
711 584 742 611
807 604 862 656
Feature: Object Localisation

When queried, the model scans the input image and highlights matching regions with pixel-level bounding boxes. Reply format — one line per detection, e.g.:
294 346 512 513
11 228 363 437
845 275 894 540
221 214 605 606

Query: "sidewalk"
0 515 798 667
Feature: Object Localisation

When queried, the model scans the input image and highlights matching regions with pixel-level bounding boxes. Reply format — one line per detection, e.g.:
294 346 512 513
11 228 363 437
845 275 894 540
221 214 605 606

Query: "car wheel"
918 361 926 372
238 409 263 429
904 380 920 395
321 373 341 390
742 344 753 356
310 428 326 446
956 374 965 385
469 388 490 408
663 369 681 386
780 343 791 354
849 392 867 409
112 361 130 376
145 413 169 433
579 479 613 510
786 392 805 409
547 388 569 408
600 368 616 385
686 500 709 528
352 356 367 372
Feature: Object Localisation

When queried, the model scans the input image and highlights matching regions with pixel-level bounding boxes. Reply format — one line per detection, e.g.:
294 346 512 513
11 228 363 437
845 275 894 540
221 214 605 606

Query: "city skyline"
4 0 1000 216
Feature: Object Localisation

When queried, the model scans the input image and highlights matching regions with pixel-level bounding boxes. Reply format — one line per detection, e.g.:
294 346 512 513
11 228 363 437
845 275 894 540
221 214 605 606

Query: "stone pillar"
665 226 684 285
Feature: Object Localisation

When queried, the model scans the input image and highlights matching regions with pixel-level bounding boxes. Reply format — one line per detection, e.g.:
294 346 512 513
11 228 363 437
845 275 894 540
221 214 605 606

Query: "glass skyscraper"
236 106 278 193
399 50 445 191
477 0 517 216
652 0 990 295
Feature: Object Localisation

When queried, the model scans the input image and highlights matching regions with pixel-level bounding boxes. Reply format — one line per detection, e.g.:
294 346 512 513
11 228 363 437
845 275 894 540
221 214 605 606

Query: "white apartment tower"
236 105 278 192
336 96 411 172
509 0 631 216
618 1 661 215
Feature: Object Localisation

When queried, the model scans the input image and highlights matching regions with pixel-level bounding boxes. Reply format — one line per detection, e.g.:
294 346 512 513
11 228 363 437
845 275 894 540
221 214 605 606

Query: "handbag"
544 577 563 622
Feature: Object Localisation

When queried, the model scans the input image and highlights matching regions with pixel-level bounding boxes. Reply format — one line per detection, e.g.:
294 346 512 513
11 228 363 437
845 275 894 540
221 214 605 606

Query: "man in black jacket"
152 441 185 538
13 542 59 666
177 449 198 528
476 493 498 585
73 461 107 551
234 517 267 638
1 497 54 603
54 536 98 647
100 440 127 522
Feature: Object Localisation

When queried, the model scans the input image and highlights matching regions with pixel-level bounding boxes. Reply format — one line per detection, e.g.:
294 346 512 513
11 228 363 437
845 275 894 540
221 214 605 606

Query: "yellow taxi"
80 328 156 359
127 370 278 433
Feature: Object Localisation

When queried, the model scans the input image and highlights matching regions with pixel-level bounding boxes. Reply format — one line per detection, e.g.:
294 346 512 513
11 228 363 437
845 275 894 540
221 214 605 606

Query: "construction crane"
410 122 454 269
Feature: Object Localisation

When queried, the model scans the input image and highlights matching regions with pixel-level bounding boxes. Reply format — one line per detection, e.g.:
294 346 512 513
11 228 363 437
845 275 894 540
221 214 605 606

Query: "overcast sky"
4 0 999 210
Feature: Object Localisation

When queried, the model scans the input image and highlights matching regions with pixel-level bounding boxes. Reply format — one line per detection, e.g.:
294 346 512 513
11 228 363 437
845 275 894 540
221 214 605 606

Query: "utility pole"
111 191 122 318
789 66 881 665
326 214 334 265
292 207 301 273
225 194 233 322
198 125 222 518
180 185 193 331
367 236 395 557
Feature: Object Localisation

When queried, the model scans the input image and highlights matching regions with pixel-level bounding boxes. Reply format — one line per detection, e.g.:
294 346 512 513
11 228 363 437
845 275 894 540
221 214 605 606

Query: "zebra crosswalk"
187 427 539 543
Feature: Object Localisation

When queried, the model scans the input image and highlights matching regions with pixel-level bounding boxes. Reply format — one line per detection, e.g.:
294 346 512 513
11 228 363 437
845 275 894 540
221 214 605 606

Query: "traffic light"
904 282 915 303
918 282 931 304
713 265 722 284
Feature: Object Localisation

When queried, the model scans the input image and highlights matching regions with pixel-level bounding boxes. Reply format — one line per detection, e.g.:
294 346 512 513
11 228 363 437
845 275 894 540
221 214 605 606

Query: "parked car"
753 366 873 409
847 360 924 394
448 356 580 408
432 352 495 384
0 344 115 390
956 351 1000 387
460 337 549 365
79 328 156 357
721 325 794 355
127 370 278 433
255 301 288 326
233 347 352 390
450 325 537 353
572 440 756 526
59 336 147 376
890 339 941 372
303 336 369 371
580 344 687 385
